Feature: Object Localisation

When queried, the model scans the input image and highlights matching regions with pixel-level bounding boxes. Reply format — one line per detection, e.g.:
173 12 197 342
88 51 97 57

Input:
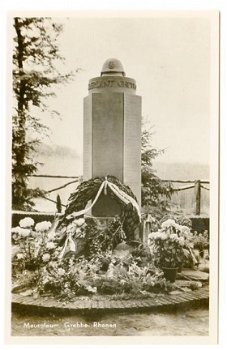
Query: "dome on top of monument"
101 58 125 76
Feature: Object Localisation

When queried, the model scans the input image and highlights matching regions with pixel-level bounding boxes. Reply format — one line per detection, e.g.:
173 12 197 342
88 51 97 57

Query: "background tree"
141 124 173 218
12 17 73 210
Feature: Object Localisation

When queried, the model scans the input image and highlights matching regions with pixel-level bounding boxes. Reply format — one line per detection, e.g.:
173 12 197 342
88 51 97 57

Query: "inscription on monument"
88 78 136 91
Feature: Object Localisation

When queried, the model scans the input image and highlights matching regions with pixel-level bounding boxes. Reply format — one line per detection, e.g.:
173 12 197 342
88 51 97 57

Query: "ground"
11 307 209 336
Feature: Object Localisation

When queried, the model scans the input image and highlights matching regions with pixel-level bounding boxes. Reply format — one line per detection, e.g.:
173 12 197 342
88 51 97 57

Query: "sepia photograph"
6 11 219 343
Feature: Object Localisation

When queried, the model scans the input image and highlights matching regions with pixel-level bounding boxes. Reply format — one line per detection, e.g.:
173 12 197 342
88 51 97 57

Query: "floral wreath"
57 175 141 240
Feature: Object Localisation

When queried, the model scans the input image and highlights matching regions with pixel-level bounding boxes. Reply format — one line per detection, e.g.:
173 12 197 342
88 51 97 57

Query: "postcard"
5 10 219 344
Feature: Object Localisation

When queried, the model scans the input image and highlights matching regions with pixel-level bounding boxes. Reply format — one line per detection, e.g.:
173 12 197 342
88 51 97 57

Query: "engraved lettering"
89 78 136 90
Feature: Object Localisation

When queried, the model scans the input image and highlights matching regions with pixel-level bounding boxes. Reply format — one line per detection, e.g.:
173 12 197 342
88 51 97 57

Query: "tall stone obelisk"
83 58 141 216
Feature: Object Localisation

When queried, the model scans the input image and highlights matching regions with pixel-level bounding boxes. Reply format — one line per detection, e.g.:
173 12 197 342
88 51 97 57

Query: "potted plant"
11 217 60 272
148 219 192 282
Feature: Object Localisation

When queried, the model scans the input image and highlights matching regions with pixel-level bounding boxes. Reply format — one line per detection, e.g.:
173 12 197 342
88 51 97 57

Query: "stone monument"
83 58 141 216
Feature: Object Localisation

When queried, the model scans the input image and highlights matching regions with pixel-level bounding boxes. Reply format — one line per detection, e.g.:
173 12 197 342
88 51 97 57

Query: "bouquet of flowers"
12 217 61 271
148 219 194 269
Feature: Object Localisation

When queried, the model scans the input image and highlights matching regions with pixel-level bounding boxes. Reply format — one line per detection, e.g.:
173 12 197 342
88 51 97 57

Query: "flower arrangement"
12 216 89 272
37 257 100 297
12 215 177 299
159 215 192 228
12 216 172 299
37 254 170 299
148 219 193 269
12 217 61 272
84 217 127 257
65 218 87 239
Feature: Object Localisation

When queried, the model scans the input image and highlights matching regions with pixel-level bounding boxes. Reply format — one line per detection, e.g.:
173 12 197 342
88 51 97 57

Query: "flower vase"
162 267 178 283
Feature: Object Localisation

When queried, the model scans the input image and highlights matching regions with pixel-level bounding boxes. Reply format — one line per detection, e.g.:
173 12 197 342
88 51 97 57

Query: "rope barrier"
26 175 210 210
42 195 67 207
12 210 56 215
161 179 210 184
27 174 80 179
201 185 210 191
45 179 80 194
173 185 195 192
28 174 210 184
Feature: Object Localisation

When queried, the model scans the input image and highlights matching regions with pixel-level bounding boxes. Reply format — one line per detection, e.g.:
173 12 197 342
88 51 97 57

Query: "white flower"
156 231 164 240
42 253 51 262
19 228 31 237
49 261 57 268
46 242 56 249
47 232 56 241
149 232 157 240
12 227 22 240
161 219 176 229
152 232 157 240
180 226 191 235
179 237 185 246
19 217 34 228
35 221 52 232
16 253 25 260
86 285 97 293
58 268 65 276
170 233 178 241
173 223 182 231
11 226 21 234
160 232 168 240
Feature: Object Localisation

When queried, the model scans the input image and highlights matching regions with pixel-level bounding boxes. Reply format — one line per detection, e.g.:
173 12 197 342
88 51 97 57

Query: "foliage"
12 216 172 299
13 214 209 300
11 215 129 272
84 217 127 257
141 126 173 218
12 17 73 210
148 219 194 268
58 175 140 240
193 231 209 252
98 258 169 295
130 241 152 262
36 255 170 299
56 216 128 259
37 257 101 297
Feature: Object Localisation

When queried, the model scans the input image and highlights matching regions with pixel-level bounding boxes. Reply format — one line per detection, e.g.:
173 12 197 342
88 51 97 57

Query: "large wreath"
58 175 141 240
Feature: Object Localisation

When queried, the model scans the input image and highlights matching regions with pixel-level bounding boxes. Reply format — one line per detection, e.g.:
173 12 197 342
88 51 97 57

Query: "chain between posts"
27 175 210 214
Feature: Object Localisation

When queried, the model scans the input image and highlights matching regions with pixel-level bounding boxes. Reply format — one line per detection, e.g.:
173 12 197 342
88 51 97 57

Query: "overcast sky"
37 15 211 165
